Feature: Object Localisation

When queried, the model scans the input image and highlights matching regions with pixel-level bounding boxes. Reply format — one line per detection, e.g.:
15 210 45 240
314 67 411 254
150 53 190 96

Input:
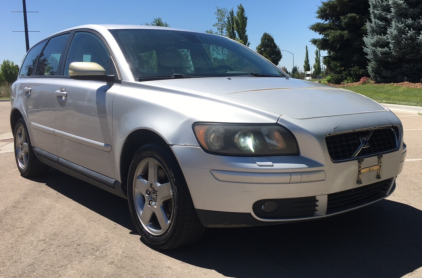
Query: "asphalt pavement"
0 101 421 278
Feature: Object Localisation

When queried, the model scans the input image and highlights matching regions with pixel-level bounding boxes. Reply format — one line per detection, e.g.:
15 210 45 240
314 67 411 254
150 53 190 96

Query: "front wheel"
127 144 204 249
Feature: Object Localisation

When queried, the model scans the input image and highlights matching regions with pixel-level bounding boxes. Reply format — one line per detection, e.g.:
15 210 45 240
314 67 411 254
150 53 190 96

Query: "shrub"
0 82 11 98
358 76 374 85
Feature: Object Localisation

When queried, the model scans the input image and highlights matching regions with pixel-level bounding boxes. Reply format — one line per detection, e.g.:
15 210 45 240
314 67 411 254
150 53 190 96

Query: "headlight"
193 123 299 156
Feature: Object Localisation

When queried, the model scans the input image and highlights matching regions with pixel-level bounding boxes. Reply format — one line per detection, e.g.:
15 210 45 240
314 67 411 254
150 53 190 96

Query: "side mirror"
69 62 106 77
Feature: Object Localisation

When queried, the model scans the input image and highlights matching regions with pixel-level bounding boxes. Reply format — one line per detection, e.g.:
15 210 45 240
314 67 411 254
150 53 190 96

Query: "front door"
54 31 119 179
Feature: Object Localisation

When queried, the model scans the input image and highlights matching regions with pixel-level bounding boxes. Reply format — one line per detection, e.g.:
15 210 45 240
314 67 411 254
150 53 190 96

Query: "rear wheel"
13 118 49 177
127 144 204 249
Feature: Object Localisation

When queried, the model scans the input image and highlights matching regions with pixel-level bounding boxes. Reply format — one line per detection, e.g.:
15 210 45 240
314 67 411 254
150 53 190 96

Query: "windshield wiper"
249 73 282 77
138 73 190 81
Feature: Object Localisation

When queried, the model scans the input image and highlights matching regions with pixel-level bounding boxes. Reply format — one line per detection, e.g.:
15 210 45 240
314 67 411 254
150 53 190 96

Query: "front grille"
253 197 317 219
327 179 392 214
326 128 398 162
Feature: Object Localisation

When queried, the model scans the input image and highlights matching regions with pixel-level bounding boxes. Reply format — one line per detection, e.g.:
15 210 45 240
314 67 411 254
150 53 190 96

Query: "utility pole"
22 0 30 51
12 1 39 52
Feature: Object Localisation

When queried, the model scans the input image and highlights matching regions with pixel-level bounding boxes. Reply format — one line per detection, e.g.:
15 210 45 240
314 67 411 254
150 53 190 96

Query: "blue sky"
0 0 326 73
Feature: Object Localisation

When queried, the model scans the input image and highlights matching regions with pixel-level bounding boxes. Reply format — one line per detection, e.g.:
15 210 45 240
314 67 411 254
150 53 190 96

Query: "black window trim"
61 29 122 82
18 39 48 78
32 32 72 78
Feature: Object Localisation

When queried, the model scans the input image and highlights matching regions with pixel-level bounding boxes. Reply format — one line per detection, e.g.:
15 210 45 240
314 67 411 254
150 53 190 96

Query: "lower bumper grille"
253 197 317 219
327 179 392 214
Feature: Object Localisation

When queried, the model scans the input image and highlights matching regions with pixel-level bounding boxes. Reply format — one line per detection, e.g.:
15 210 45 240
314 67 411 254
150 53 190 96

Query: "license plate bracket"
357 155 382 184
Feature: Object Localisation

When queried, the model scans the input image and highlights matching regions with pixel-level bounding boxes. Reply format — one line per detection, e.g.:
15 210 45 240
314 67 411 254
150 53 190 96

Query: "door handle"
24 86 31 98
55 88 67 100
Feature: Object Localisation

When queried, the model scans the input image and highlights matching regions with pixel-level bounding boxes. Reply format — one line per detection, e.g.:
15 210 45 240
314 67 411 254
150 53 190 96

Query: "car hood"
143 77 387 119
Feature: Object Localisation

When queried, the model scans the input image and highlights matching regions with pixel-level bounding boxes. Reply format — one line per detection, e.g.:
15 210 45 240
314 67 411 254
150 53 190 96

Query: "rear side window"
19 41 47 77
64 32 112 76
35 34 69 76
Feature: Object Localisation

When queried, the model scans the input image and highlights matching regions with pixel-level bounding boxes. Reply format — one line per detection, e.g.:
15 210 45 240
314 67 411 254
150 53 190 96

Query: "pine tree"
309 0 370 83
388 0 422 82
226 9 236 40
234 4 250 46
364 0 395 82
144 17 170 27
303 46 310 72
313 49 322 76
364 0 422 82
256 33 282 65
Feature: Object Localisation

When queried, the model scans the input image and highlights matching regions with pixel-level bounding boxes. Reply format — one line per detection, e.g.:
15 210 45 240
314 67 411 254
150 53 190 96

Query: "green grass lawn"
0 97 10 100
344 84 422 106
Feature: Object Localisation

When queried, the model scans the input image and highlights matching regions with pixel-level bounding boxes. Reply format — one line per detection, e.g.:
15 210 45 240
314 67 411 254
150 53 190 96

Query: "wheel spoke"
157 182 172 204
21 128 26 142
140 205 153 225
18 152 23 162
23 153 28 167
156 206 170 231
22 142 29 153
148 159 157 185
135 175 148 192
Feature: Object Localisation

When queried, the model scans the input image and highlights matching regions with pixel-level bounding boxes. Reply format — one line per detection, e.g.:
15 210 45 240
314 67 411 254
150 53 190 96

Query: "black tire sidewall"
127 144 184 247
13 118 34 177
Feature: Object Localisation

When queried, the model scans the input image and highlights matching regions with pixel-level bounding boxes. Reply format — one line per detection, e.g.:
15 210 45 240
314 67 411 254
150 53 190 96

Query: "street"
0 100 421 278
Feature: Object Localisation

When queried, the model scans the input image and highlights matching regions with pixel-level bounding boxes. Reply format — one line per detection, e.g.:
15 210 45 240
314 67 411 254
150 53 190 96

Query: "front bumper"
172 144 405 227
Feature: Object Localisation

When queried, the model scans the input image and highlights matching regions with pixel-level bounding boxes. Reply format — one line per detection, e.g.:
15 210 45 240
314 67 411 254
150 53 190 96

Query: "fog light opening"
261 201 278 213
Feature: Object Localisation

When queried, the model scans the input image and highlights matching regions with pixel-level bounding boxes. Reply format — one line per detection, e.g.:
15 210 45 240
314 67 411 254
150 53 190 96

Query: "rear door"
19 34 69 155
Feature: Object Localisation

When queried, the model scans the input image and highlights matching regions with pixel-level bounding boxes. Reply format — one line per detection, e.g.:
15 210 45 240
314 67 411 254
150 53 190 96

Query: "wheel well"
120 129 173 196
10 109 23 133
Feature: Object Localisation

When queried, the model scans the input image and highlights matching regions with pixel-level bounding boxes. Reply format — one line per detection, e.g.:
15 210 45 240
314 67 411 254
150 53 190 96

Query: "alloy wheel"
15 125 29 170
133 157 174 236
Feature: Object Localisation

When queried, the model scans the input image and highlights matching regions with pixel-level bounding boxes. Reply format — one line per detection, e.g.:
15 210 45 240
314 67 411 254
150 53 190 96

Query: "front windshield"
109 29 286 80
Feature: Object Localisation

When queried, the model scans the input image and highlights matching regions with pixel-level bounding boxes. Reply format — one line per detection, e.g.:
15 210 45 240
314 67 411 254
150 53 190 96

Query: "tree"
226 9 236 40
206 7 227 35
234 4 250 46
313 49 322 76
363 0 395 82
145 17 170 27
309 0 370 83
388 0 422 82
364 0 422 82
303 46 310 72
281 66 290 75
292 66 298 77
0 60 19 84
256 33 282 65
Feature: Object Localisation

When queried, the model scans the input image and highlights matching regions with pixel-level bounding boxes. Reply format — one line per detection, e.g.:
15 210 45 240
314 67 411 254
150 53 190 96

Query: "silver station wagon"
11 25 407 249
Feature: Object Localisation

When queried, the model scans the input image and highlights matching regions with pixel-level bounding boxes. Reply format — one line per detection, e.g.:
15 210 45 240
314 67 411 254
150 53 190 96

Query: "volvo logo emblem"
360 137 370 148
352 130 374 157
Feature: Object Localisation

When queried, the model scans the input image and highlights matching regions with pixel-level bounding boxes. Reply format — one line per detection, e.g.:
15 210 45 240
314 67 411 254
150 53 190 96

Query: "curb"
0 99 10 102
382 103 422 113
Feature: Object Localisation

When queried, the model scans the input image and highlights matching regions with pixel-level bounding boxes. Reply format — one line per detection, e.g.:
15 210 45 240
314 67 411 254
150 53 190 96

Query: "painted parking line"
405 159 422 162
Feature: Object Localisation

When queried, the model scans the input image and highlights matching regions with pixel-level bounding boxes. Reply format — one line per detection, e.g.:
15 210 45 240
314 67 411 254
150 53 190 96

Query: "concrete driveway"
0 101 421 278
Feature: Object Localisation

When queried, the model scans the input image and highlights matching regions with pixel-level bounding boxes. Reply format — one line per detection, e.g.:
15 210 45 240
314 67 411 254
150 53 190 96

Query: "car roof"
53 24 196 36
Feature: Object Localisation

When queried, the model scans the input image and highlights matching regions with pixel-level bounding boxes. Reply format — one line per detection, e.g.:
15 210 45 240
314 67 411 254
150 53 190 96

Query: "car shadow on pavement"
160 200 422 278
35 170 422 277
35 169 135 231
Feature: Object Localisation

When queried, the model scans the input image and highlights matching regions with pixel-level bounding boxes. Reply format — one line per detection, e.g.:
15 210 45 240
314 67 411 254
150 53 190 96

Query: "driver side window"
64 32 114 77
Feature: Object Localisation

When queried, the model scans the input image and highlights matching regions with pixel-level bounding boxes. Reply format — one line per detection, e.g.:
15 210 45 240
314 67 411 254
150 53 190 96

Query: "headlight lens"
193 123 299 156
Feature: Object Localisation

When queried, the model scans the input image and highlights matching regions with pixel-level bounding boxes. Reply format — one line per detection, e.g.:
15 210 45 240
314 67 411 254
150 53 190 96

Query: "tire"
127 143 204 250
13 118 49 177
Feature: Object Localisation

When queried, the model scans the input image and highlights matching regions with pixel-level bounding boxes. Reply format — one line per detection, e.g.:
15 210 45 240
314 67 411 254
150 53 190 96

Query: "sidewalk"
0 132 13 154
382 103 422 113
